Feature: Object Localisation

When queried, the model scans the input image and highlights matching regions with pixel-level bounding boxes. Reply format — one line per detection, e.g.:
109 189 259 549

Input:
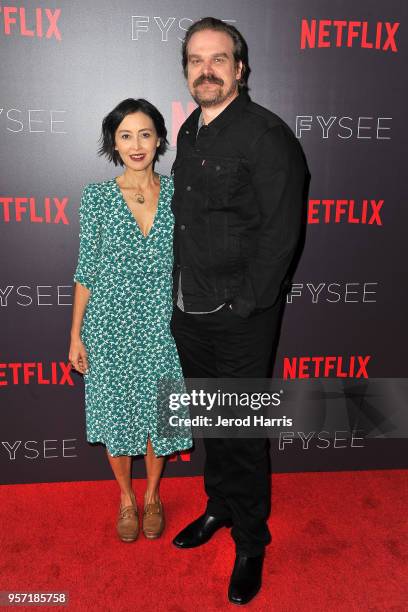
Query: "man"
170 17 308 605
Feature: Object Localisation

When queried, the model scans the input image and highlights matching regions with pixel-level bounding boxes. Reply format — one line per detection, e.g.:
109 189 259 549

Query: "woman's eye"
121 134 129 139
141 132 151 138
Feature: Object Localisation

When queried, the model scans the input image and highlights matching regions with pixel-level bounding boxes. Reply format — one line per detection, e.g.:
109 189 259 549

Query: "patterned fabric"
74 176 192 457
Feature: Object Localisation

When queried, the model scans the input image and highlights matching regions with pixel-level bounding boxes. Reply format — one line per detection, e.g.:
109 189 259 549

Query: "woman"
69 98 192 543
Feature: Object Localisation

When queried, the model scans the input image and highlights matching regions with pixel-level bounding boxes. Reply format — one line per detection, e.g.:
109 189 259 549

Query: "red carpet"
1 471 407 611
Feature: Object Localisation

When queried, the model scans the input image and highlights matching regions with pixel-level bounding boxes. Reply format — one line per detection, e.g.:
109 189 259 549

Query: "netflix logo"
0 197 69 224
168 451 191 462
172 101 197 146
0 5 61 40
283 356 371 380
308 199 383 225
300 19 399 52
0 362 74 386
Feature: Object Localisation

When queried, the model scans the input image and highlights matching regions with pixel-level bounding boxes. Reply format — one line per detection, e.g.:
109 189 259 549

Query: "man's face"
186 29 243 107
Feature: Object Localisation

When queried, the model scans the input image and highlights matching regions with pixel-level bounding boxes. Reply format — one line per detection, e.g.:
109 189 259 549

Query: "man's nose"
201 60 213 75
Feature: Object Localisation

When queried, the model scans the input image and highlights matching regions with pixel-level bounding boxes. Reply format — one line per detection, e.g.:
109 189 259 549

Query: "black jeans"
171 300 284 556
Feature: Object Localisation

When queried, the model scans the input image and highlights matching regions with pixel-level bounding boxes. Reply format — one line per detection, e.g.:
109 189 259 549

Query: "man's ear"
236 60 243 81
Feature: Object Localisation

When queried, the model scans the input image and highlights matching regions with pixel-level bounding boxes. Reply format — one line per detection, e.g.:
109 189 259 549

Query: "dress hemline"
86 437 193 458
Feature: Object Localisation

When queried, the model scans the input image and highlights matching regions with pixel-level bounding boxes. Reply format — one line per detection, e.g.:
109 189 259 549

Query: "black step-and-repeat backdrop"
1 1 407 484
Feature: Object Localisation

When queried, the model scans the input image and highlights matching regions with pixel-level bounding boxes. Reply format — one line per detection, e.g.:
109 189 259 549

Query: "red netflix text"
171 101 197 146
283 356 371 380
168 451 191 462
0 362 74 386
308 199 383 225
0 5 61 40
300 20 399 52
0 197 69 224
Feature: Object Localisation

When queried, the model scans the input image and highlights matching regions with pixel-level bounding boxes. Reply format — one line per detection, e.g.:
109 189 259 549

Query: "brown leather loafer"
143 500 164 539
117 493 139 542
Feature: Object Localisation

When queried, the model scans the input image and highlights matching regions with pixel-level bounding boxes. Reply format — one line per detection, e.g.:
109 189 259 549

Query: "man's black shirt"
171 92 308 318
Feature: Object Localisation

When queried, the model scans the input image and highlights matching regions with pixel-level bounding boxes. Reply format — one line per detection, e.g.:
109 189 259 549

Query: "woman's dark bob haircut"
98 98 168 167
181 17 251 93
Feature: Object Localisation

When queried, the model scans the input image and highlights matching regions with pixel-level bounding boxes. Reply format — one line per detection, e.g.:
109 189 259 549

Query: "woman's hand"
69 336 89 374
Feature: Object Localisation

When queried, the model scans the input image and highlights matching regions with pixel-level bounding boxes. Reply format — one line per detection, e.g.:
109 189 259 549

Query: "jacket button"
185 130 190 134
215 165 221 171
186 185 192 191
180 224 186 231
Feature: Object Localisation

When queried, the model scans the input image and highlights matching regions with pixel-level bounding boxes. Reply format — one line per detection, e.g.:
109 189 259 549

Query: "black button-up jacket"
171 92 308 318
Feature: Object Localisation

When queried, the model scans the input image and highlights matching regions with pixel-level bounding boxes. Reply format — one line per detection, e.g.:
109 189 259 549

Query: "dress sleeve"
73 184 102 291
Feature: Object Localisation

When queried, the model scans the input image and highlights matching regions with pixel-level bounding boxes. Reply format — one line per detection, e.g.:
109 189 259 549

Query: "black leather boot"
228 553 264 605
172 512 232 548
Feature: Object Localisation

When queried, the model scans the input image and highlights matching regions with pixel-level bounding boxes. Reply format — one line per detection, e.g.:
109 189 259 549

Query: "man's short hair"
181 17 251 92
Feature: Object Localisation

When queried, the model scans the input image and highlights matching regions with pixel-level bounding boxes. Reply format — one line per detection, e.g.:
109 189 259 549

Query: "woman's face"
114 112 160 171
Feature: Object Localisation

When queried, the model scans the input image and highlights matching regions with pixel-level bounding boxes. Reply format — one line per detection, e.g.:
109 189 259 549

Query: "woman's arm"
69 282 90 374
69 184 102 374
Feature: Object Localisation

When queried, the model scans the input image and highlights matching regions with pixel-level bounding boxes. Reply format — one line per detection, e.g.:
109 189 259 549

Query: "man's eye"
190 59 201 65
214 58 225 63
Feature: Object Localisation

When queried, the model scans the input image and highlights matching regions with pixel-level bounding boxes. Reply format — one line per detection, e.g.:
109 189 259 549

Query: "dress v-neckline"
113 176 162 239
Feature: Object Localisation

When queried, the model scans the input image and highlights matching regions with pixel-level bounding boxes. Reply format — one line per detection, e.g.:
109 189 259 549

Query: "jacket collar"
185 91 251 135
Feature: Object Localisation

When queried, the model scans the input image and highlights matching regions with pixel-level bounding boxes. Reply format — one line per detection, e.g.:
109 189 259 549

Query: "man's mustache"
193 75 224 87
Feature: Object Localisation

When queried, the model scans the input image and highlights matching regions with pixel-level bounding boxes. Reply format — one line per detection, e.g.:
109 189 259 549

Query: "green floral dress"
74 176 192 457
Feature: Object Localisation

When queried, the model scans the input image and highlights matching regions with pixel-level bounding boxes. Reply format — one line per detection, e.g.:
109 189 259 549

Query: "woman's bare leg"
106 450 135 507
144 438 165 505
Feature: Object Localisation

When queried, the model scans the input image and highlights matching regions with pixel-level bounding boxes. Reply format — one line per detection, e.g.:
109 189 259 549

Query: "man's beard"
191 75 238 108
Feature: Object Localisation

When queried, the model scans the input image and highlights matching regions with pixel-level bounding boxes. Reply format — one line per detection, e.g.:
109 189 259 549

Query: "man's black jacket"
171 92 308 318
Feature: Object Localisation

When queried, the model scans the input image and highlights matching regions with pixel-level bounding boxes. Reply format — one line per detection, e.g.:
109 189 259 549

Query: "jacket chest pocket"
171 158 203 211
205 157 241 210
